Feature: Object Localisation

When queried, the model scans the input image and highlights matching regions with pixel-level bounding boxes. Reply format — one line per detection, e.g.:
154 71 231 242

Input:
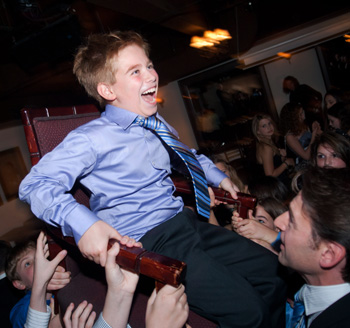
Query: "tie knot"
294 288 305 304
135 115 162 131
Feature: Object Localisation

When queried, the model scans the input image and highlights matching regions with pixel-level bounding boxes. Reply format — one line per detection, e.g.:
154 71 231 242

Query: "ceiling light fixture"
277 52 292 59
190 36 216 48
190 29 231 49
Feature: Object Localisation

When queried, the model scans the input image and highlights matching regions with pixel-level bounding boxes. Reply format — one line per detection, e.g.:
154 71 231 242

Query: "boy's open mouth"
141 87 157 104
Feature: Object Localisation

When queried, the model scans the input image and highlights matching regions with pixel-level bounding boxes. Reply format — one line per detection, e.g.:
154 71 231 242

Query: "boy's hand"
219 177 239 199
146 284 189 328
77 221 123 267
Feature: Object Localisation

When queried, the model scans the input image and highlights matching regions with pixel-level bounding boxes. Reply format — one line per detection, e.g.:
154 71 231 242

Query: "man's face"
274 193 323 281
109 44 159 117
16 248 35 289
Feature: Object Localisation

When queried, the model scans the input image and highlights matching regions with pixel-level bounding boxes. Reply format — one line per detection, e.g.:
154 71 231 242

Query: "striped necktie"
288 290 306 328
135 115 211 218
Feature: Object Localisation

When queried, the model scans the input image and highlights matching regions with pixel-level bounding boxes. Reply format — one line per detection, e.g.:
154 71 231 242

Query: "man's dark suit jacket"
310 292 350 327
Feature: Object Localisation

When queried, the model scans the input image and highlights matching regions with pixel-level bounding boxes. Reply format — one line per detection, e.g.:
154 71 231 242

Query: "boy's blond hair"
5 240 35 282
73 30 150 107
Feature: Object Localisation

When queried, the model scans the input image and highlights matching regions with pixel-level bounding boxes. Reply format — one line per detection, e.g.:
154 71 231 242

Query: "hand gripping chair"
20 104 218 328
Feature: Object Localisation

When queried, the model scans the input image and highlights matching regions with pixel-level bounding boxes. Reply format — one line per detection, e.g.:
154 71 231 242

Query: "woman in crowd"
292 131 350 192
279 102 322 167
247 175 291 205
251 113 294 187
310 130 350 168
327 102 350 137
324 88 345 110
230 197 287 253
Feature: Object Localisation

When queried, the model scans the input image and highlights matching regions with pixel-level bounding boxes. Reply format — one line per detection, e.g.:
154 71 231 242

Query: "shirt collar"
103 105 177 136
301 283 350 316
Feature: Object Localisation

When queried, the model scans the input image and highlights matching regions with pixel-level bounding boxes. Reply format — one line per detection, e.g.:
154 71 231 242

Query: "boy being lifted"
20 31 286 327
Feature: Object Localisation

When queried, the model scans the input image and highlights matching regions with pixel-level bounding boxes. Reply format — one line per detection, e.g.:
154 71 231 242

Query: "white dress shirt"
300 283 350 327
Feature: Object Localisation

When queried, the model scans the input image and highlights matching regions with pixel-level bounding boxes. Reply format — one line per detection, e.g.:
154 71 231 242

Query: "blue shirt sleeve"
10 292 31 328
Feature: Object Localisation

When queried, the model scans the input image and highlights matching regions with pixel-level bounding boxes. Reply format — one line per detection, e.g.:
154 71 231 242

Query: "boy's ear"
12 279 26 290
97 83 116 101
319 241 346 269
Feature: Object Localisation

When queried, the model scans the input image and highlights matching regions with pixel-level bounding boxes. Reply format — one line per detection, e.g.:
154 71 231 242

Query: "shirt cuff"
25 305 51 328
63 203 100 243
271 231 282 252
94 313 132 328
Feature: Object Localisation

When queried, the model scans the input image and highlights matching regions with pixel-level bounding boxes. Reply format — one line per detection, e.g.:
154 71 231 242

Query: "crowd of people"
1 30 350 328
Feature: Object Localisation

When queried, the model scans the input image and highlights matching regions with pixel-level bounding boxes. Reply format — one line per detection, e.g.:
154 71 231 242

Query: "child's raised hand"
105 240 139 295
231 210 243 229
47 265 71 291
29 231 69 315
63 301 96 328
232 211 278 244
33 231 68 290
146 284 189 328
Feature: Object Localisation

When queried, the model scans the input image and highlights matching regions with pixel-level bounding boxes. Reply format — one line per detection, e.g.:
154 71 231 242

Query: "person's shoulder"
70 114 120 139
10 292 31 326
258 141 273 151
11 291 31 309
310 292 350 327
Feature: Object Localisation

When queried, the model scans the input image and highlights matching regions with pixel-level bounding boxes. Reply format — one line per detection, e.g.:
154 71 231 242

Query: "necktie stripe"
136 115 210 219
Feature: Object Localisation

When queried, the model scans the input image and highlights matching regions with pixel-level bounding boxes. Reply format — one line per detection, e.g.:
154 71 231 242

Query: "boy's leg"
140 208 286 327
196 215 287 328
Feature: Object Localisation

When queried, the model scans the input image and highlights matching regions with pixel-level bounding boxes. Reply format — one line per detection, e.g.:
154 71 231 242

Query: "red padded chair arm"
172 177 257 218
47 225 186 288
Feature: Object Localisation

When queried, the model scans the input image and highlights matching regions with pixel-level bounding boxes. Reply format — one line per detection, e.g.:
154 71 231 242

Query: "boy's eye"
147 64 154 69
24 261 31 268
258 219 266 224
132 69 140 75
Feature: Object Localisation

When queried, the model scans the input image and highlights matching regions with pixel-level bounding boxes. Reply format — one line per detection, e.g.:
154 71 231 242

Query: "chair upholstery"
20 105 217 328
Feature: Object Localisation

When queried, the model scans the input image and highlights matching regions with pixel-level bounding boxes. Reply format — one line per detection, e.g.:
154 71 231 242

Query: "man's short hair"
301 167 350 281
5 240 36 282
73 30 150 107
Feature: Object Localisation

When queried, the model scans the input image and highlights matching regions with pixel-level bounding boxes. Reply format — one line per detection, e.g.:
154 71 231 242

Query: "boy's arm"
18 132 100 244
196 153 238 199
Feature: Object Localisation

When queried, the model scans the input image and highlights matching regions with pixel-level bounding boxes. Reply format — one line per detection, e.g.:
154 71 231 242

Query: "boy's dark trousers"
141 207 287 328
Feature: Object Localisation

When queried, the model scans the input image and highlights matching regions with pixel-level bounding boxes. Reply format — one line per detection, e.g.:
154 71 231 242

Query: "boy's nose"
145 70 158 83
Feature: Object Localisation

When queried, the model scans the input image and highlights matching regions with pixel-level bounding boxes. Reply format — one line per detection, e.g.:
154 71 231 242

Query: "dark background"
0 0 349 123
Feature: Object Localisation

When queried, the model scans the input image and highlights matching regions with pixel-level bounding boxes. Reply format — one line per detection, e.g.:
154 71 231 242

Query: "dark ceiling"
0 0 349 124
